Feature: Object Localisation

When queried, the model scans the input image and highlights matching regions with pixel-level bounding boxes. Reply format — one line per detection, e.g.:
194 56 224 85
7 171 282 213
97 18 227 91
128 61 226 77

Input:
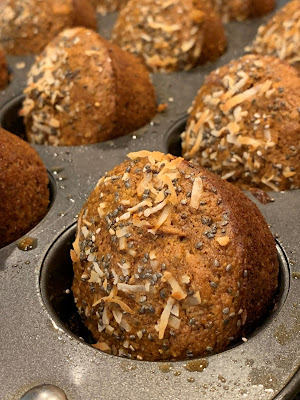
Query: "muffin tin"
0 1 299 399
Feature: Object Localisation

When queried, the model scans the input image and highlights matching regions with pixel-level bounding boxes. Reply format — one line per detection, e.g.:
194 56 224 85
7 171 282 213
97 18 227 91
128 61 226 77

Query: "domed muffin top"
71 151 278 360
181 54 300 191
0 0 96 55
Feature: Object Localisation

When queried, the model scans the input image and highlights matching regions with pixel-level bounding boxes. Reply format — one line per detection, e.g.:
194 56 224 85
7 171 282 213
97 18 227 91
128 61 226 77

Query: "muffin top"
71 151 278 361
181 54 300 191
0 0 96 55
0 128 49 248
22 27 156 146
250 0 300 70
199 0 275 22
112 0 226 72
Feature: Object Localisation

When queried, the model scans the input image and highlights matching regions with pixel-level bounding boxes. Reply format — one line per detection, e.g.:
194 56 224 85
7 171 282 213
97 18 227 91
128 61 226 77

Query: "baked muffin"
21 27 156 146
0 128 49 248
181 54 300 192
201 0 275 22
0 46 9 89
71 150 278 361
0 0 97 55
90 0 127 15
112 0 226 72
250 0 300 70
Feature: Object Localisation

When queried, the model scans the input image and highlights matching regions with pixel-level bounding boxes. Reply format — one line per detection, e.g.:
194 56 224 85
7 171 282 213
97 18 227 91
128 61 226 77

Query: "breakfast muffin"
112 0 226 72
250 0 300 70
0 46 9 89
90 0 128 15
21 27 156 146
0 128 49 248
0 0 97 55
181 54 300 192
71 150 278 361
201 0 275 22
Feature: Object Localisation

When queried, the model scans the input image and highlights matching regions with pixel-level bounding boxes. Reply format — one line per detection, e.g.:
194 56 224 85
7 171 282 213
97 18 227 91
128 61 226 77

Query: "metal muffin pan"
0 1 299 399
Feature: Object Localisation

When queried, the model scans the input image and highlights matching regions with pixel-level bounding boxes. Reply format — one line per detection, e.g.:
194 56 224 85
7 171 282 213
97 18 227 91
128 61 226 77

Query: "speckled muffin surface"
21 27 156 146
112 0 226 72
0 46 8 89
0 0 96 55
71 151 278 361
181 54 300 192
0 128 49 248
200 0 275 22
90 0 128 15
250 0 300 70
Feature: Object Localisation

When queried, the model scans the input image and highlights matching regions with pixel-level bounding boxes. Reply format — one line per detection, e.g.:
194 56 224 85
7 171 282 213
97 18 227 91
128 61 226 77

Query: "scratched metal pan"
0 1 299 399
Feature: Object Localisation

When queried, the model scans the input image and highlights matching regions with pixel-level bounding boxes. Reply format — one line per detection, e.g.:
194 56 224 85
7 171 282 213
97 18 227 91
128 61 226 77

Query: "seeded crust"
200 0 275 22
0 128 49 248
21 27 156 146
250 0 300 71
111 0 226 73
181 54 300 192
71 151 278 361
90 0 128 15
0 0 96 55
0 46 8 89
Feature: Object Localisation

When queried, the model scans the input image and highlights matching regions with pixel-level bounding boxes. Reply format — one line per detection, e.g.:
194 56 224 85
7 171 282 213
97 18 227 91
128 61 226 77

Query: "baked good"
0 46 9 89
90 0 127 15
201 0 275 22
71 150 278 361
0 128 49 248
111 0 226 72
181 54 300 192
21 27 156 146
0 0 97 55
250 0 300 70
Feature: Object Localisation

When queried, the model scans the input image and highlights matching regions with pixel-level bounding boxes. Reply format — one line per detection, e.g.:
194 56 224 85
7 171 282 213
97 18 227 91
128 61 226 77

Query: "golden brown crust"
21 27 156 146
251 0 300 71
200 0 275 22
0 128 49 248
182 54 300 192
0 46 8 89
0 0 96 55
71 151 278 361
111 0 226 72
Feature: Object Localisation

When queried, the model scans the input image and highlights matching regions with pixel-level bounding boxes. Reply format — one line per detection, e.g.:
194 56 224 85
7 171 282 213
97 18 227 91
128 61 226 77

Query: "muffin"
250 0 300 70
21 27 156 146
71 150 278 361
0 128 49 249
90 0 127 15
0 46 9 89
181 54 300 192
0 0 97 55
201 0 275 22
112 0 226 72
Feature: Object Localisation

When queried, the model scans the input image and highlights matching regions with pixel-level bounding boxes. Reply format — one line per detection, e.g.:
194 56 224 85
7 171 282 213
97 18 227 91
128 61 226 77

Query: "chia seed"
210 281 218 289
195 241 203 249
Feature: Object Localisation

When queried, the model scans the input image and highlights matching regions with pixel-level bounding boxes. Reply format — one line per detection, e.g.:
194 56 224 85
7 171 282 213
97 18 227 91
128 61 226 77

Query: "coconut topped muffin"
90 0 128 15
21 27 156 146
0 46 9 89
71 151 278 361
181 54 300 192
200 0 275 22
250 0 300 70
0 0 96 55
112 0 226 72
0 128 49 248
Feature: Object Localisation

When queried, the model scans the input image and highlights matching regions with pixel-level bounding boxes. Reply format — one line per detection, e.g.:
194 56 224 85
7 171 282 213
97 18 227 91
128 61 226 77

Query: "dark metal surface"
0 1 299 399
